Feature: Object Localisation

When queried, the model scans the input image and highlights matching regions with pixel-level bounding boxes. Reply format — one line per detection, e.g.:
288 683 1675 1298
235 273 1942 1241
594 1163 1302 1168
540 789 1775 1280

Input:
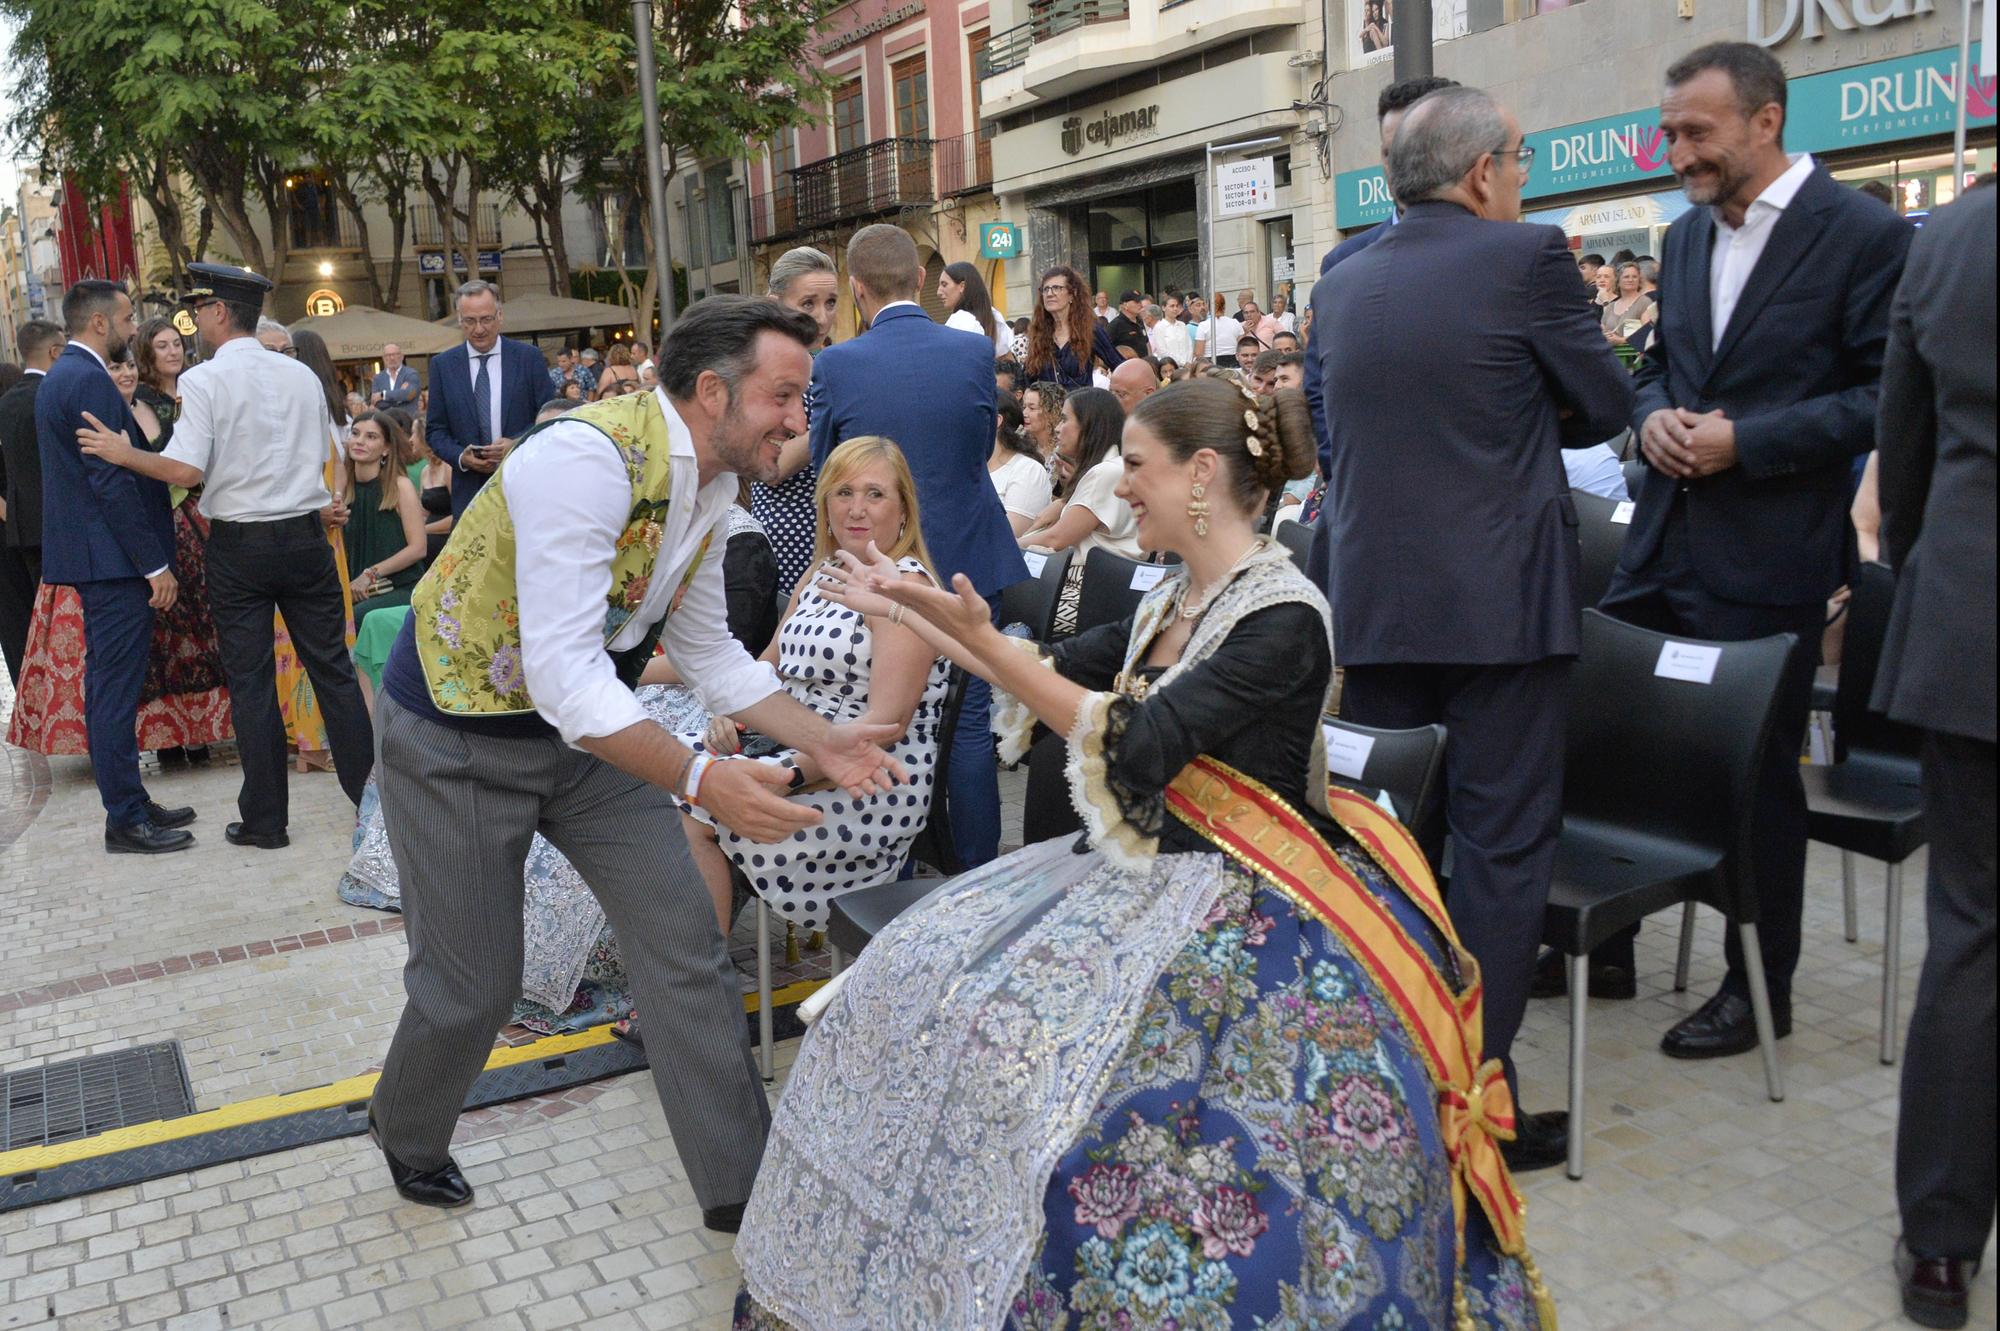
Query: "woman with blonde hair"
675 435 950 936
752 245 842 597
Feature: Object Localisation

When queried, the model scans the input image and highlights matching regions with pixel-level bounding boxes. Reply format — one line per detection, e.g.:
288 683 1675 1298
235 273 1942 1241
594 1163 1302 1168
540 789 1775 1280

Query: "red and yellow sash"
1166 755 1556 1331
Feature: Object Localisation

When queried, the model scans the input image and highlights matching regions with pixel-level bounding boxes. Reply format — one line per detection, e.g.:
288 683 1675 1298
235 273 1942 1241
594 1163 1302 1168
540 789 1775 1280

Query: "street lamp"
631 0 678 338
317 260 334 278
1203 135 1283 364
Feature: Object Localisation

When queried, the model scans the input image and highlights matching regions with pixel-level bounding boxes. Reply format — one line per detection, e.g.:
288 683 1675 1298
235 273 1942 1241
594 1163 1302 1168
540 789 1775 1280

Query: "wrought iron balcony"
412 201 502 249
934 130 994 198
289 204 364 253
792 138 935 230
748 187 800 245
980 0 1131 77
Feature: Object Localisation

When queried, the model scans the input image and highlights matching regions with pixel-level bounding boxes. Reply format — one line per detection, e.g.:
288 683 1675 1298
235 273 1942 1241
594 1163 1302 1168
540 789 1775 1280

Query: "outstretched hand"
77 412 136 467
814 548 903 620
874 566 995 643
807 720 908 801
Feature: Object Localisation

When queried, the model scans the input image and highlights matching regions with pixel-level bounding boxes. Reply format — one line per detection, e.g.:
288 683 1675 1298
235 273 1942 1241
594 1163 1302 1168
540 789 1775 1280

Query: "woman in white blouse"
1017 388 1139 635
938 261 1012 359
988 392 1052 536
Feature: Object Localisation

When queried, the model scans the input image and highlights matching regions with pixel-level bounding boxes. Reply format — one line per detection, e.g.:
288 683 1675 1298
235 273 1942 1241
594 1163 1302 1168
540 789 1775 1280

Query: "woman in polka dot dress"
751 246 842 596
679 436 949 932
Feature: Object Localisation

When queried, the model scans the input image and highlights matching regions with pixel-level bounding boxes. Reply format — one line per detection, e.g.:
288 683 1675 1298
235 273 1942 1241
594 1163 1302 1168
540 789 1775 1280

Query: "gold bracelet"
889 603 905 627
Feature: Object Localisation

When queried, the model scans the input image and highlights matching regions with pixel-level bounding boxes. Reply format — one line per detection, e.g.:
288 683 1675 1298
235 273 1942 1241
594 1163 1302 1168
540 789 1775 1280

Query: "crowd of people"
0 36 1991 1331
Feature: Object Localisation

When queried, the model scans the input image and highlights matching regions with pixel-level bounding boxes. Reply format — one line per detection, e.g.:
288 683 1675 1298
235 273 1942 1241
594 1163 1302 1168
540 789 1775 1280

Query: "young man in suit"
370 342 420 410
0 318 64 678
1593 42 1913 1059
38 282 193 853
426 281 547 519
1311 85 1635 1171
808 224 1027 868
1872 177 1995 1331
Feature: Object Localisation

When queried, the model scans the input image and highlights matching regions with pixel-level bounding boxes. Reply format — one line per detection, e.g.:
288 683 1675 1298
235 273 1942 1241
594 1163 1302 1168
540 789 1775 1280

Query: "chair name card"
1654 641 1722 685
1023 552 1048 577
1322 726 1377 780
1611 501 1636 525
1129 564 1169 592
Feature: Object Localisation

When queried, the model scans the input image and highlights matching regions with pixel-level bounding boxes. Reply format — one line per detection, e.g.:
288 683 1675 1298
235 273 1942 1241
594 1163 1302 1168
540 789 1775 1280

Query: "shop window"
705 164 736 265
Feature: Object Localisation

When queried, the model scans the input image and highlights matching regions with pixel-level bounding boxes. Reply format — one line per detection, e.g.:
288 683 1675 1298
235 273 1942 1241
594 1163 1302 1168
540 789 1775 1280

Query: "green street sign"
979 222 1021 260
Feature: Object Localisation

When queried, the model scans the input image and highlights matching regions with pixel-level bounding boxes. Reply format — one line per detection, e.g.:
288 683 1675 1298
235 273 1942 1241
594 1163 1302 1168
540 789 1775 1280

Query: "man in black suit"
1598 43 1912 1058
1871 177 1994 1331
0 319 64 678
1313 85 1635 1171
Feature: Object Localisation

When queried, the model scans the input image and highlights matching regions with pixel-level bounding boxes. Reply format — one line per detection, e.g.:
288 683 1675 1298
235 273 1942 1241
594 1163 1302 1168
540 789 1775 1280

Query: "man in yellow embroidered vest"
368 297 908 1232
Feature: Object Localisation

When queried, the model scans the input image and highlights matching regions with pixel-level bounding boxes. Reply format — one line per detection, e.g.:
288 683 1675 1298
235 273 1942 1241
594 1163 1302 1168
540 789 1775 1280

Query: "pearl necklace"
1176 541 1261 621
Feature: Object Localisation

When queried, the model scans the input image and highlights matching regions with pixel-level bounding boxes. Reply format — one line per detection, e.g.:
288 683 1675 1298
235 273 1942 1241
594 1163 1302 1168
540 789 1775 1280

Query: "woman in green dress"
339 410 427 633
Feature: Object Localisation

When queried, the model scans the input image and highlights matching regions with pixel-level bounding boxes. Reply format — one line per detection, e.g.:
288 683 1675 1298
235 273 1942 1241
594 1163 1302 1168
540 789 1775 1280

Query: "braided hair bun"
1130 377 1316 515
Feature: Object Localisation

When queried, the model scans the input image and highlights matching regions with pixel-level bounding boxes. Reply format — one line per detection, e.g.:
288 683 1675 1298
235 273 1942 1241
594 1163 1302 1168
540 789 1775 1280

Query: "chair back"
998 547 1074 643
1075 547 1163 636
1274 518 1313 571
905 665 970 876
1834 561 1923 763
1565 610 1795 919
1322 718 1448 870
1570 488 1629 610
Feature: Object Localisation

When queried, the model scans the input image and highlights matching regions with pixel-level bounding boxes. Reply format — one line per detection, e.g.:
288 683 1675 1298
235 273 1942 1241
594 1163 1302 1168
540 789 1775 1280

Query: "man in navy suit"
1313 87 1635 1171
37 281 194 853
426 281 547 518
1596 43 1912 1059
809 224 1027 868
0 319 64 678
369 342 420 410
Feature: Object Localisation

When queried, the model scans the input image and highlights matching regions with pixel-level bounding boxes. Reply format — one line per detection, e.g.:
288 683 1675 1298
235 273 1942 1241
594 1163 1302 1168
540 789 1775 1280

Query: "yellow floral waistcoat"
411 393 709 716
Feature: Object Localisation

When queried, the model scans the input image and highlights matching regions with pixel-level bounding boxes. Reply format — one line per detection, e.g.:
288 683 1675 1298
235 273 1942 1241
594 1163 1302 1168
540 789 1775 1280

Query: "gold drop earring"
1187 482 1210 538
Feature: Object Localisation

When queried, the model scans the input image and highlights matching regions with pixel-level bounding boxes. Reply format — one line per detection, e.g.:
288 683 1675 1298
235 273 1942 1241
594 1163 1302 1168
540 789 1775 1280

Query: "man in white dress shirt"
361 296 907 1231
81 263 373 849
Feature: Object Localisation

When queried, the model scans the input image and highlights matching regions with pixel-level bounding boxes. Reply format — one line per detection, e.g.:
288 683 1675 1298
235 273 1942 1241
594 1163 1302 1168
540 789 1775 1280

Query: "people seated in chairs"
675 436 949 936
732 377 1556 1331
1016 386 1139 637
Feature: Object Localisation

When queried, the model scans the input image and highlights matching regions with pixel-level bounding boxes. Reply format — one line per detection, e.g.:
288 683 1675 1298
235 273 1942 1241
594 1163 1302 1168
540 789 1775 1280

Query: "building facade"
0 174 64 362
747 0 1010 336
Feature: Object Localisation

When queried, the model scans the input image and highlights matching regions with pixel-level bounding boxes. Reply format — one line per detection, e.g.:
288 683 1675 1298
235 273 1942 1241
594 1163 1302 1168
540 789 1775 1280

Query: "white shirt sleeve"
502 423 653 746
160 370 215 476
945 309 985 338
657 505 783 720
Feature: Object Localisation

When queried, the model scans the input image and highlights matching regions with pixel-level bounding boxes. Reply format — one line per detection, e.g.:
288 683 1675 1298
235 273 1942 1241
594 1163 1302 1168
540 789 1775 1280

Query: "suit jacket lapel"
1681 209 1717 376
1709 170 1832 370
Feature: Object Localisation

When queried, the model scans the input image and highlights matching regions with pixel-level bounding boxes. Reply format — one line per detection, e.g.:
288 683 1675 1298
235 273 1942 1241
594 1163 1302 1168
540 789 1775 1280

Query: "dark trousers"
1896 729 1997 1260
1599 523 1823 1005
0 532 34 684
205 515 373 830
946 673 1001 869
76 578 156 827
1341 656 1572 1091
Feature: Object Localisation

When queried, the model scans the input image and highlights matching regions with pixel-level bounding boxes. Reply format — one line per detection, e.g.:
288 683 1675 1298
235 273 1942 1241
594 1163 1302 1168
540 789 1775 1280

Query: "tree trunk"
421 157 463 293
132 158 191 281
525 203 558 294
537 151 573 294
193 203 214 264
331 176 387 309
457 161 484 292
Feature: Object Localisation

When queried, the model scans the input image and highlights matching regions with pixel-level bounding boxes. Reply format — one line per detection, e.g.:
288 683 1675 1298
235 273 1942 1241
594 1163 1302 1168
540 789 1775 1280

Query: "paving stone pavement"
1 663 1992 1330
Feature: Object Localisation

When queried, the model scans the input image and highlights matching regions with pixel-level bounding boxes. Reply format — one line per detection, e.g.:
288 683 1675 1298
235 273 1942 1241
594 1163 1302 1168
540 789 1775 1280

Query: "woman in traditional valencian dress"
731 377 1554 1331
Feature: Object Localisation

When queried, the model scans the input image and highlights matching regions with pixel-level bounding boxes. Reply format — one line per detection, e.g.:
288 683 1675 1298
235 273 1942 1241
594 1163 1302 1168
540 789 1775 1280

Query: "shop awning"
290 306 458 360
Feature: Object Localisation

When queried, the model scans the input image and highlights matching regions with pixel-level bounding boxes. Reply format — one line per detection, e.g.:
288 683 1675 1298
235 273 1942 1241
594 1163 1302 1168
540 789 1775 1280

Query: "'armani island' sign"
1061 105 1163 156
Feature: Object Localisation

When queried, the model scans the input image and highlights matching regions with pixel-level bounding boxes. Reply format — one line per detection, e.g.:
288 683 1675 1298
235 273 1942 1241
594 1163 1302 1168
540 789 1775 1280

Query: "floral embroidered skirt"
734 850 1547 1331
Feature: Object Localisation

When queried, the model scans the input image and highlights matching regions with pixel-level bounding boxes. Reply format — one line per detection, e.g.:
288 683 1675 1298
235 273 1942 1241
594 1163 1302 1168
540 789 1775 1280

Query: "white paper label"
1322 725 1377 780
1611 501 1636 525
1022 551 1048 577
1129 564 1169 592
1655 641 1721 685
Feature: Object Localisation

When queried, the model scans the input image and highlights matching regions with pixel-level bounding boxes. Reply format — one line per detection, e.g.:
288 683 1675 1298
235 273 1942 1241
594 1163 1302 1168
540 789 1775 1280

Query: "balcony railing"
412 201 502 249
793 138 935 230
935 130 994 198
980 0 1130 77
748 188 799 245
289 205 364 252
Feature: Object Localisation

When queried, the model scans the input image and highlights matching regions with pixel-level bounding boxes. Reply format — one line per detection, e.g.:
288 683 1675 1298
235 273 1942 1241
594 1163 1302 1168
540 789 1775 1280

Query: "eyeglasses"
458 314 500 330
1497 144 1536 176
1040 285 1070 297
281 347 299 357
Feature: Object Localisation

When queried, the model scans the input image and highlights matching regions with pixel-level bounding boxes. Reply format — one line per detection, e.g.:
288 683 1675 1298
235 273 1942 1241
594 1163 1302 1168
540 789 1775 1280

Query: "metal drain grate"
3 1042 195 1150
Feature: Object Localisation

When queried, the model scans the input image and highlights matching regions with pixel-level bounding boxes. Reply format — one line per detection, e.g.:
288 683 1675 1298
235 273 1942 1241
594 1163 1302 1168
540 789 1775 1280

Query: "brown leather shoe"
1896 1238 1978 1329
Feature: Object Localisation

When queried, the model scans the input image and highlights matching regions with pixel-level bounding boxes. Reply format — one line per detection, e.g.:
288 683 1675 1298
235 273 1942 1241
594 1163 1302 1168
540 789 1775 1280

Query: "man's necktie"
472 353 493 445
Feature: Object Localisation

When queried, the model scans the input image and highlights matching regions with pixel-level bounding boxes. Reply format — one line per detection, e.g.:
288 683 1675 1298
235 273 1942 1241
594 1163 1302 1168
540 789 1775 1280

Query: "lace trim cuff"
990 637 1055 765
1065 691 1161 871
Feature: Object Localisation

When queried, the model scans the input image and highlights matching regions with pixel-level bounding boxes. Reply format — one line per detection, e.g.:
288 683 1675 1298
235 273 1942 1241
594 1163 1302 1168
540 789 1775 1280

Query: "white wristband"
684 752 716 805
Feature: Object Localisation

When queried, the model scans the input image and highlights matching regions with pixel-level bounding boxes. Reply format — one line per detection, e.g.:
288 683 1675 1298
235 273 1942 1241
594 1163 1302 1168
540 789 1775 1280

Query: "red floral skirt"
5 502 234 755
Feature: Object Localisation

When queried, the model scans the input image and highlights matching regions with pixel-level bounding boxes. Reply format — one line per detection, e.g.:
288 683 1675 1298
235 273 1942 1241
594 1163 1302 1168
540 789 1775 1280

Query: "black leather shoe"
1661 990 1790 1059
225 822 290 849
369 1112 473 1209
105 821 196 855
1499 1109 1569 1174
1527 949 1638 1000
144 801 197 830
703 1203 747 1234
1896 1239 1978 1329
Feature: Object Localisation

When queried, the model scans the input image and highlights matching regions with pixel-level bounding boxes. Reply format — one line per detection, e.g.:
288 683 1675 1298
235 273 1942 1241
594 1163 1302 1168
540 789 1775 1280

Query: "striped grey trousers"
369 693 770 1209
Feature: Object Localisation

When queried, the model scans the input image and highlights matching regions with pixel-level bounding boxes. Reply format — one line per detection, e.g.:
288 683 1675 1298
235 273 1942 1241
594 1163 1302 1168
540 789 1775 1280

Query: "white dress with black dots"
678 557 950 930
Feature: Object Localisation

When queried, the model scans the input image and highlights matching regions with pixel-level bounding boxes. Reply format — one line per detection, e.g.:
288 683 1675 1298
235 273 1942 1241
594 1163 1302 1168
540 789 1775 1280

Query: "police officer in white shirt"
80 263 373 848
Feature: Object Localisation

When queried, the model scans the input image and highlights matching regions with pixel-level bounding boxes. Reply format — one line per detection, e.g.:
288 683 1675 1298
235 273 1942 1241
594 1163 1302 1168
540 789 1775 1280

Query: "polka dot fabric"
679 557 949 929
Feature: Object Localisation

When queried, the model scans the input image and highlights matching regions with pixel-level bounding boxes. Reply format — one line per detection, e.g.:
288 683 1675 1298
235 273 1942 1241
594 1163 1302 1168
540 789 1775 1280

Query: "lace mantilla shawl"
734 539 1338 1331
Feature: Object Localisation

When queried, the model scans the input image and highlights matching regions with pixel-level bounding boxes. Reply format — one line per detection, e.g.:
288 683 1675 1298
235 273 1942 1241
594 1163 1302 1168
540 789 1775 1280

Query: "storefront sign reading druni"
1061 105 1162 156
1751 0 1934 47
